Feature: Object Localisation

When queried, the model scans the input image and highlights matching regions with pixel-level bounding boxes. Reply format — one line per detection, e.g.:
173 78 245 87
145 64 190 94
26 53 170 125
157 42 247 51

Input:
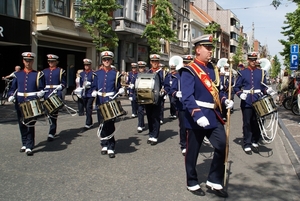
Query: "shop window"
0 0 20 17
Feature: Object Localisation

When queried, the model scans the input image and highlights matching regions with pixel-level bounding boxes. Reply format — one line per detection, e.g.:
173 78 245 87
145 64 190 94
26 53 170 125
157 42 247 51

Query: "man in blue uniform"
169 55 193 156
43 54 66 141
233 52 275 154
180 35 233 197
127 63 139 118
145 54 164 145
159 63 168 124
92 51 124 158
77 58 96 132
8 52 45 156
165 64 177 119
136 61 146 132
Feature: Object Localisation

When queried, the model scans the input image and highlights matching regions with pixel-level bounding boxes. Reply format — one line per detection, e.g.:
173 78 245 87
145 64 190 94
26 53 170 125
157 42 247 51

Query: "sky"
215 0 297 64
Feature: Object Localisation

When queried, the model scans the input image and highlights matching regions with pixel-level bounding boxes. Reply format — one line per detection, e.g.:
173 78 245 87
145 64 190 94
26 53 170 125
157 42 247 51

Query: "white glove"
129 97 133 101
74 87 83 94
53 89 58 94
8 96 15 102
176 91 182 98
118 88 125 95
37 90 45 98
196 116 210 127
56 85 62 91
129 84 135 89
270 91 277 96
164 95 167 100
267 87 275 95
220 85 224 90
225 99 234 109
240 93 247 100
91 90 97 97
85 81 91 86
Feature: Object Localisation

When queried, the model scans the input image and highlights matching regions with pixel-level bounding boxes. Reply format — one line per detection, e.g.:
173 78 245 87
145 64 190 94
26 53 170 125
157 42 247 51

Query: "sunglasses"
102 58 112 61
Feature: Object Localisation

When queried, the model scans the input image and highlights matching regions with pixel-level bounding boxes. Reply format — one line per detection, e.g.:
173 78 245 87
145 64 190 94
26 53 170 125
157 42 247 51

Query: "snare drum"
135 73 160 104
98 99 126 121
43 94 64 114
19 99 44 120
252 95 277 117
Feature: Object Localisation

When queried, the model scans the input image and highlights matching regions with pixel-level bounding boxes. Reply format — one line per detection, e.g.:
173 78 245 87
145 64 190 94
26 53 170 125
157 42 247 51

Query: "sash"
189 62 222 112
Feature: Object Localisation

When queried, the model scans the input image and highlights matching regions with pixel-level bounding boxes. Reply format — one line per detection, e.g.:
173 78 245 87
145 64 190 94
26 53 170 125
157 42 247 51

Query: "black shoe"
47 134 55 142
26 150 33 156
187 188 205 196
19 147 26 153
150 141 157 146
244 148 252 155
79 127 89 133
206 185 228 198
101 150 107 155
108 153 115 158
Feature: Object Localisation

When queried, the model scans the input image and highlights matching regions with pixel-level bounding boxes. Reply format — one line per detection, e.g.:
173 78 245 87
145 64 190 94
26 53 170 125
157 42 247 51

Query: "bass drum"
135 73 160 105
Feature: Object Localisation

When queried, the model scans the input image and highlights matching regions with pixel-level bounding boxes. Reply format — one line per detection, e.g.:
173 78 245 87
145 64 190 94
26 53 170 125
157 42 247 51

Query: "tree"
142 0 177 54
79 0 121 53
232 35 246 67
270 55 281 78
271 0 300 9
278 3 300 71
203 21 220 47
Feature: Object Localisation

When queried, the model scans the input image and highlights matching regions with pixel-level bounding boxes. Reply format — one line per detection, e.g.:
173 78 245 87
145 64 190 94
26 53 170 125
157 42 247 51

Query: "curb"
278 118 300 179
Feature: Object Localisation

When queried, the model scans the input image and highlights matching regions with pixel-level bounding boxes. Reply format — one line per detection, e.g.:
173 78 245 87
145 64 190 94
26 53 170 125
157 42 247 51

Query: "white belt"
45 85 60 89
98 92 115 97
243 89 261 94
17 92 37 96
195 100 215 109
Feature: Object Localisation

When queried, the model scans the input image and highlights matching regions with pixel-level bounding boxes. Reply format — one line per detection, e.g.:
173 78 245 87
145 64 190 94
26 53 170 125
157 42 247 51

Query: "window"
117 0 126 17
191 28 195 38
50 0 70 17
134 0 141 21
0 0 20 17
183 23 188 41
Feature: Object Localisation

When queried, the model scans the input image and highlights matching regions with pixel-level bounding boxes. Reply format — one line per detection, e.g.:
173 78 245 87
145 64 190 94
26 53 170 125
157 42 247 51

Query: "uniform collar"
24 68 33 73
104 66 112 72
49 66 57 70
85 69 91 73
150 67 160 72
194 58 207 67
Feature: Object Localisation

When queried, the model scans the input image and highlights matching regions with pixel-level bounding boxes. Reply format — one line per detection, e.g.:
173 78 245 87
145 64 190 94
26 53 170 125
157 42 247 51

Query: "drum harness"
243 86 278 143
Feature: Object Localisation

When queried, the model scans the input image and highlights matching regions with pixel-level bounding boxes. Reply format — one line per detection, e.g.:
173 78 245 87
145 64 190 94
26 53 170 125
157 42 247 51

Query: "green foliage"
279 4 300 70
270 55 281 78
204 22 220 46
142 0 177 54
232 35 246 67
79 0 121 52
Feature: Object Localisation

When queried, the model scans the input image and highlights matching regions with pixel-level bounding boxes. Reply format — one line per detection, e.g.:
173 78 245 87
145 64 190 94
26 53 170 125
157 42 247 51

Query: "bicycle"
0 78 13 105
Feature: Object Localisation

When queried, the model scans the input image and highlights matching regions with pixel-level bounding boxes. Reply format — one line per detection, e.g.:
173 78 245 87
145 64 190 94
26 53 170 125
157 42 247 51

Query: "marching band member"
169 55 193 156
92 51 124 158
219 63 234 121
180 35 233 197
8 52 45 156
233 52 275 155
43 54 66 141
165 64 177 119
75 69 84 116
127 63 139 118
159 63 168 124
145 54 164 145
77 58 96 132
136 61 146 132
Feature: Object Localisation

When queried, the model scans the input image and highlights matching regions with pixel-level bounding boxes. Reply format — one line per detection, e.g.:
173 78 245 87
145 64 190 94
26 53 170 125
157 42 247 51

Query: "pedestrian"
75 69 84 116
127 63 138 118
145 54 164 145
43 54 66 142
78 58 96 132
7 52 45 156
233 52 276 155
92 50 124 158
2 65 21 80
136 61 146 132
180 34 233 197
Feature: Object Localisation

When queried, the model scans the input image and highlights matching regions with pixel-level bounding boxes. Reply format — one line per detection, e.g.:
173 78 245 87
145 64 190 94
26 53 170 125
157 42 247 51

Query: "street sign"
290 44 299 70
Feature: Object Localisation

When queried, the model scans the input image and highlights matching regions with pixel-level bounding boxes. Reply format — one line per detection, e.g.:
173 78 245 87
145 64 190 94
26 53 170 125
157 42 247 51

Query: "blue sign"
290 44 299 70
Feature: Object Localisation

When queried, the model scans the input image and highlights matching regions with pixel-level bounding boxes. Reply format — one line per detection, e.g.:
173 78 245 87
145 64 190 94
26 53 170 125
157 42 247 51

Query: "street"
0 98 300 201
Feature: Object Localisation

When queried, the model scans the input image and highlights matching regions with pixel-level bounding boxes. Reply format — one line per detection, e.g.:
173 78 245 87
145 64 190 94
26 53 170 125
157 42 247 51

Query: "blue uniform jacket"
127 71 138 100
233 67 268 108
219 74 235 99
180 60 227 129
8 70 45 103
92 68 121 105
169 72 185 111
80 70 96 98
43 67 66 99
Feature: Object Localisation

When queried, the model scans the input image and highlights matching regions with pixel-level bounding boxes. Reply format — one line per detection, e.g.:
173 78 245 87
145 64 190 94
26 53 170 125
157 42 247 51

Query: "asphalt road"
0 97 300 201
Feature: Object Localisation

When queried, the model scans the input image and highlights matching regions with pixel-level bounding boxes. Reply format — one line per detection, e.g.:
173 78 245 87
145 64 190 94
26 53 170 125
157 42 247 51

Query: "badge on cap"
138 61 146 66
83 58 92 64
150 54 160 60
22 52 36 60
47 54 59 61
131 63 138 67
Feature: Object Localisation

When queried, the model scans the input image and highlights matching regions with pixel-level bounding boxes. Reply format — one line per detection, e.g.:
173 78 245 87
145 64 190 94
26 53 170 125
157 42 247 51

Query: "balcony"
230 25 239 34
35 13 91 40
113 17 146 35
